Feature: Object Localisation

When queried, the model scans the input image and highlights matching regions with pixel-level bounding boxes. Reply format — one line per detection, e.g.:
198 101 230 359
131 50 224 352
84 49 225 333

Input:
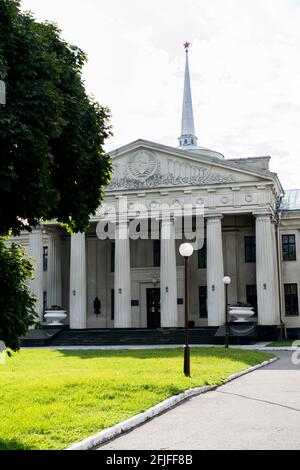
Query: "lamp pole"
184 255 190 376
223 276 231 349
179 243 194 377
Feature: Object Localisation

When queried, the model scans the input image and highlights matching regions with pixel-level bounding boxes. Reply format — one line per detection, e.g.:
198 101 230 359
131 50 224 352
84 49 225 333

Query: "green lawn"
0 348 273 450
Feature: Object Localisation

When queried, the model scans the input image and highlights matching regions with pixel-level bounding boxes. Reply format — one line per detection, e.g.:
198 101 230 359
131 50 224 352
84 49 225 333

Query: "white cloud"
21 0 300 189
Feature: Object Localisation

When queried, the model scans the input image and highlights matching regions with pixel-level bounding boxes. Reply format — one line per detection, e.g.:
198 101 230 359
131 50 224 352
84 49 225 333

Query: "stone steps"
49 328 220 346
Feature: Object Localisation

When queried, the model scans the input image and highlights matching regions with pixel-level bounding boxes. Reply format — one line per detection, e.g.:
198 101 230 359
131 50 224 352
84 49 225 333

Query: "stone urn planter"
44 307 68 326
229 305 255 323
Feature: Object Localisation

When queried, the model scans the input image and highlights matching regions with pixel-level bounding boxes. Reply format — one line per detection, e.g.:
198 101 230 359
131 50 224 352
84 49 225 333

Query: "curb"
261 347 300 352
66 356 278 451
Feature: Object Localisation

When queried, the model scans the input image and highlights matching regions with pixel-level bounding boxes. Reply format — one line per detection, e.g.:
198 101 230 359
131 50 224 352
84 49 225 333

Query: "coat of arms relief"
107 150 236 190
127 151 158 181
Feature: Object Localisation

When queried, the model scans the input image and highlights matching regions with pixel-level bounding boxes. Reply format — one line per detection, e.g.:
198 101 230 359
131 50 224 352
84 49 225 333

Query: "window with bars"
111 289 115 320
282 235 296 261
43 291 47 312
198 239 207 269
244 236 256 263
43 246 48 272
153 240 161 267
284 284 299 316
199 286 208 318
111 242 115 273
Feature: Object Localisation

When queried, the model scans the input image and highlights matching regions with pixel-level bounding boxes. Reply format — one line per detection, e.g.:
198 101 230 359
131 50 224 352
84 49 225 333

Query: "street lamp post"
223 276 231 349
179 243 194 376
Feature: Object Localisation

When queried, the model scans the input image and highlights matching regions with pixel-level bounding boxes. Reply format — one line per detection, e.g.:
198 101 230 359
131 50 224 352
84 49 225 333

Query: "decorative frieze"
108 151 236 191
108 172 236 191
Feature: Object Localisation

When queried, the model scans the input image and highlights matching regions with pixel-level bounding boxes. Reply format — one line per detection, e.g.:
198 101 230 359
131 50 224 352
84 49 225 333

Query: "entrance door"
147 288 161 329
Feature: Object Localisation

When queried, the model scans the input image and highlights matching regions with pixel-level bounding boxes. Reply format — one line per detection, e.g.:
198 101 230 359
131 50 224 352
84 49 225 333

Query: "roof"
280 189 300 211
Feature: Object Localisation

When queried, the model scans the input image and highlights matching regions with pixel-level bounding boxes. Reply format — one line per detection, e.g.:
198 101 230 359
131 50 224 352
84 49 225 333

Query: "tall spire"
178 42 198 150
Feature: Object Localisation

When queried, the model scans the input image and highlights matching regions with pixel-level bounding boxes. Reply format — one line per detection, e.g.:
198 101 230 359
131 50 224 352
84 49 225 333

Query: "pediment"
107 140 274 191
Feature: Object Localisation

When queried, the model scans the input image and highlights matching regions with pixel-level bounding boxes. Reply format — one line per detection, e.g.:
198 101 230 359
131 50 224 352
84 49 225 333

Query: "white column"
206 215 225 326
224 231 238 305
114 221 132 328
47 233 62 307
69 233 86 329
255 214 280 325
28 229 44 321
160 218 178 327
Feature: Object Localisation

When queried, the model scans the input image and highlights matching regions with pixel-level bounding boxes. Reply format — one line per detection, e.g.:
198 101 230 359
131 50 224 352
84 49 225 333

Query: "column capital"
205 213 223 222
160 214 176 223
44 226 61 238
30 227 43 235
252 210 273 219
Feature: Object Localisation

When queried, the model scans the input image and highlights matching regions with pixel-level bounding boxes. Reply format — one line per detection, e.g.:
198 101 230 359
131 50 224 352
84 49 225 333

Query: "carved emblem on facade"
127 151 158 181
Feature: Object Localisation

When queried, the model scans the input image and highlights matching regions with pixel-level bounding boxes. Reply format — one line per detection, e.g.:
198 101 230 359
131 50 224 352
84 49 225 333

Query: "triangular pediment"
107 139 276 191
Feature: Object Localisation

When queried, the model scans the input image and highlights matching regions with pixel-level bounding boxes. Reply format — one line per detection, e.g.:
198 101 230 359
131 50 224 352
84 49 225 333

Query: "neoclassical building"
15 46 300 337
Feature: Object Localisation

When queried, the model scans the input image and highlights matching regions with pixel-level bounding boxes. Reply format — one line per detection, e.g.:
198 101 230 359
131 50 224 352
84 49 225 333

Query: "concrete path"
97 352 300 450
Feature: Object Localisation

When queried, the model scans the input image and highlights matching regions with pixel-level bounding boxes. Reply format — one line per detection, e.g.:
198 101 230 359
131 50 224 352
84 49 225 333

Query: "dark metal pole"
184 256 190 376
225 284 229 349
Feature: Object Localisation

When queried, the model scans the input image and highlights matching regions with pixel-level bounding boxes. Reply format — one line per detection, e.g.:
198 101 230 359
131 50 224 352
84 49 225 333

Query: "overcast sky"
21 0 300 189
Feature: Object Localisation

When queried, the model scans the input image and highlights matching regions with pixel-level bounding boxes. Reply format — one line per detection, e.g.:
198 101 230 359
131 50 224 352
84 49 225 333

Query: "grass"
266 340 299 347
0 348 273 450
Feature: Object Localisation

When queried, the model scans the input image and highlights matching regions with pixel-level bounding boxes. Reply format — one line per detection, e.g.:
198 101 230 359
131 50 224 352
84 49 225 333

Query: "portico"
35 201 281 331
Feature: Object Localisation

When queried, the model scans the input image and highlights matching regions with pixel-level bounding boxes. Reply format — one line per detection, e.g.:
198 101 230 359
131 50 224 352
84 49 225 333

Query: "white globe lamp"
179 243 194 258
223 276 231 285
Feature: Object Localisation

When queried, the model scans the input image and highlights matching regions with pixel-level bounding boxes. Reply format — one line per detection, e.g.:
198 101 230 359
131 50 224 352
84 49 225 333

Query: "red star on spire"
183 41 191 50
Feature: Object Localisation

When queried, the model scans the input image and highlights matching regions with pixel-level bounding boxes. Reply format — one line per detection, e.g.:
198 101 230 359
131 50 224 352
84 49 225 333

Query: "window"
246 285 257 317
198 239 207 269
284 284 299 316
111 242 115 273
282 235 296 261
153 240 161 267
244 236 256 263
199 286 208 318
111 289 115 320
43 246 48 272
43 291 47 312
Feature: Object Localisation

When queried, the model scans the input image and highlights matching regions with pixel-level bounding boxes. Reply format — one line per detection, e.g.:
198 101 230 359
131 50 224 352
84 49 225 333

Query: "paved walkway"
97 352 300 450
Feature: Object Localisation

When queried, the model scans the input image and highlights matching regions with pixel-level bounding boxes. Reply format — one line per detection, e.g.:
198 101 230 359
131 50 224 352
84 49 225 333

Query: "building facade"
13 46 300 333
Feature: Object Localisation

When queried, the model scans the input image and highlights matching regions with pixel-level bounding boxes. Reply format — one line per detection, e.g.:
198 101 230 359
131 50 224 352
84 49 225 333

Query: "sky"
21 0 300 189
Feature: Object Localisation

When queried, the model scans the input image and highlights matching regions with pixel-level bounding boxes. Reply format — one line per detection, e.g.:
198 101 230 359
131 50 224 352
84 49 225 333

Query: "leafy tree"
0 0 112 236
0 238 37 351
0 1 112 349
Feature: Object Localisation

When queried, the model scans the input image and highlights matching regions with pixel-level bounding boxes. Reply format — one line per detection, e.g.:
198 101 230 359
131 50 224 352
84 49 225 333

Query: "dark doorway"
147 288 161 329
246 284 258 317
